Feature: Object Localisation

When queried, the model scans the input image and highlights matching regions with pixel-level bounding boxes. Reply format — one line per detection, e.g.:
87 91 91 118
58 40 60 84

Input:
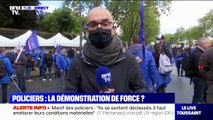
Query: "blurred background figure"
127 35 159 93
0 48 14 103
56 48 69 88
5 49 16 66
25 53 34 82
153 43 172 93
67 48 75 70
36 48 45 80
175 46 184 77
147 42 155 53
53 50 59 78
156 34 173 63
14 47 27 92
188 37 211 103
43 49 53 81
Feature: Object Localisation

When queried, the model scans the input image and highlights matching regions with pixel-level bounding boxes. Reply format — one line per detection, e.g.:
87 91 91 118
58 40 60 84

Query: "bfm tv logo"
10 6 21 15
9 6 49 15
101 73 111 83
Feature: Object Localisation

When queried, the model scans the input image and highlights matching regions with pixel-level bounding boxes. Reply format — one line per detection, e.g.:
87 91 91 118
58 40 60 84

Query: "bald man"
65 7 147 93
199 46 213 103
189 37 211 103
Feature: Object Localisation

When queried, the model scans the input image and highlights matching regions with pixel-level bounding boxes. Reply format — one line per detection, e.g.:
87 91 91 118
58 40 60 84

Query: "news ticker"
9 6 48 15
5 93 213 120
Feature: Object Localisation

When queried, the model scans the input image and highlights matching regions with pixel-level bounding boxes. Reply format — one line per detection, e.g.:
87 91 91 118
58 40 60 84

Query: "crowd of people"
0 46 75 103
0 6 213 104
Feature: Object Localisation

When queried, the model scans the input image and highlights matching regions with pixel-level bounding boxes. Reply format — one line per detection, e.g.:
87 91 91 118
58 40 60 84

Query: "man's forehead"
87 7 113 23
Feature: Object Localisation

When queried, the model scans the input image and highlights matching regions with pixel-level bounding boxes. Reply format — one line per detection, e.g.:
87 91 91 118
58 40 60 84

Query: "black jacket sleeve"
17 53 27 65
199 49 212 81
128 54 147 92
65 56 81 92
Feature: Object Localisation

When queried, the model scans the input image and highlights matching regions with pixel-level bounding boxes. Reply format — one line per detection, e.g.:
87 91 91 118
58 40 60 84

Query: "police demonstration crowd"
0 7 213 104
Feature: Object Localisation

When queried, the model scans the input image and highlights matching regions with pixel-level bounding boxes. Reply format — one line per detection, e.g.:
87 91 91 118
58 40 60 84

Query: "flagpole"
11 76 22 93
140 0 146 58
15 46 23 63
79 0 82 55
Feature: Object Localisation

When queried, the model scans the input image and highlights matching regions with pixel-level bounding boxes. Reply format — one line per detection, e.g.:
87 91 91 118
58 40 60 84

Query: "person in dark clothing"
153 43 160 69
189 37 211 103
25 53 34 82
153 43 172 93
157 34 173 63
199 46 213 103
65 7 147 93
181 48 190 77
43 49 53 81
175 47 184 77
5 49 16 65
53 51 60 78
14 47 27 92
67 48 75 58
0 48 14 103
67 48 75 71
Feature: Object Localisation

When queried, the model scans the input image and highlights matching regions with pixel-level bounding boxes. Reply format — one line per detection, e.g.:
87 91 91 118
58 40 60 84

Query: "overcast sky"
160 1 213 34
40 1 213 35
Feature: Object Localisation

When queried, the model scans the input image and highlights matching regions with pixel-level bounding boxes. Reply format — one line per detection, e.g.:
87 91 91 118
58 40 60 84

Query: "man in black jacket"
189 37 211 103
65 7 147 93
199 46 213 103
14 47 27 92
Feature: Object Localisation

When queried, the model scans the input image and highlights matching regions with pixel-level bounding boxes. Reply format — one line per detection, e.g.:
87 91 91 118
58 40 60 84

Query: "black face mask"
89 28 113 49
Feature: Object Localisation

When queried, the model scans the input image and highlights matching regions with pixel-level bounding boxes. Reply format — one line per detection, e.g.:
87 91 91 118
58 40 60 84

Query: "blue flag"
25 30 39 54
55 44 62 53
84 22 87 29
140 1 145 58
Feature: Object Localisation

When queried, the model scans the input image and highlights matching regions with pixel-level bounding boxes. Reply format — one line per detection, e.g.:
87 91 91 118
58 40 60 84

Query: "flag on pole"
84 22 87 29
25 30 39 54
140 0 145 58
55 44 62 53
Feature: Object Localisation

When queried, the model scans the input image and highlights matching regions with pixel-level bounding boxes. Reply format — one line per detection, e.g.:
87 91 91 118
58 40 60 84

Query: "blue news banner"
10 93 213 120
10 93 174 104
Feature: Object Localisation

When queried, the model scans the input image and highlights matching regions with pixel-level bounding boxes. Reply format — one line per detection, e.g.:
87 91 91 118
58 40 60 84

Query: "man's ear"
111 25 117 36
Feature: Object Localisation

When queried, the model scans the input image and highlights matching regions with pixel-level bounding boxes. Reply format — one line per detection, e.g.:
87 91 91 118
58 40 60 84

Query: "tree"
65 0 170 44
0 0 39 29
174 27 185 43
164 33 174 44
64 0 109 16
172 25 205 45
119 3 160 45
198 9 213 37
185 26 204 45
41 8 77 33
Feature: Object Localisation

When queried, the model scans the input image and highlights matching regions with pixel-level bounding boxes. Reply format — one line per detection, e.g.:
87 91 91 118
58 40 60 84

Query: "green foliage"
65 0 170 44
40 8 79 35
164 33 174 44
162 6 213 46
144 5 160 44
117 1 141 45
65 0 109 17
198 9 213 37
172 25 205 45
185 26 204 43
173 27 185 44
108 0 167 45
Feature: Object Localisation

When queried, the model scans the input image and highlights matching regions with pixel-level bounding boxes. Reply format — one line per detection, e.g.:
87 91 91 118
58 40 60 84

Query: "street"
166 65 194 103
